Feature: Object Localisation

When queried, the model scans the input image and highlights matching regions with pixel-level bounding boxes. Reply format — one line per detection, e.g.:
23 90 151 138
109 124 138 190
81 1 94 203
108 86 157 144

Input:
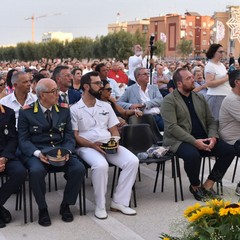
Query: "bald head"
35 78 57 98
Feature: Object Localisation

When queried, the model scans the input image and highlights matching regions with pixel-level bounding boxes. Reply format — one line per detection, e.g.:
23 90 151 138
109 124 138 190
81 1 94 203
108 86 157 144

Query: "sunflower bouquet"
160 199 240 240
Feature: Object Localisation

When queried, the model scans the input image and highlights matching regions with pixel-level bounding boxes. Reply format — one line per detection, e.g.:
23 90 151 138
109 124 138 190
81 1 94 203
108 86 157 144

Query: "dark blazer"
18 101 75 159
58 89 81 105
0 105 18 160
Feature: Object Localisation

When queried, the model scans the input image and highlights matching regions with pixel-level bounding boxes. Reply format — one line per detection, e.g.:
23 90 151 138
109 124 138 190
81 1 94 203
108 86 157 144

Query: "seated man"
52 65 81 106
219 70 240 196
0 104 26 228
161 68 235 201
118 67 164 131
18 78 85 227
70 71 139 220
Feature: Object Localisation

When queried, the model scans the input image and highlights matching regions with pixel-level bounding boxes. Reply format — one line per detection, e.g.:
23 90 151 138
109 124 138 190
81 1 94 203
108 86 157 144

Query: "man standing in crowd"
70 71 138 220
219 70 240 196
118 67 164 131
128 44 149 86
161 68 235 201
18 78 85 226
52 66 81 106
0 104 26 228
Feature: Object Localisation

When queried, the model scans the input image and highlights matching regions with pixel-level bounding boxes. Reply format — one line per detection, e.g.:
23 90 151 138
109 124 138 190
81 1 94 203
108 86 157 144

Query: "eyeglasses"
103 87 112 92
138 72 149 76
217 51 224 54
90 81 103 86
43 88 60 94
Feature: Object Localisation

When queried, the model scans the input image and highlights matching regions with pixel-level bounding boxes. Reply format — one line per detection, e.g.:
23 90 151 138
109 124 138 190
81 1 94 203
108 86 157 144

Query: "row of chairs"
3 114 236 225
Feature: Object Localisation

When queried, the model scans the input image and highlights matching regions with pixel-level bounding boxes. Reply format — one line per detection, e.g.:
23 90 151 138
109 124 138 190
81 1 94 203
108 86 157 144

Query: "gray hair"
134 67 146 80
35 80 49 99
11 71 26 85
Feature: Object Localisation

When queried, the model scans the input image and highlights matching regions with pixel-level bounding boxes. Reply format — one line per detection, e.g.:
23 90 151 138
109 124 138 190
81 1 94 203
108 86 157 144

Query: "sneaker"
235 182 240 196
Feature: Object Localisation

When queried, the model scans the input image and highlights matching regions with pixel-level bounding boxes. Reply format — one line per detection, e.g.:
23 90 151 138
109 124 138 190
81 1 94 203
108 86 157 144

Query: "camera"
149 34 155 46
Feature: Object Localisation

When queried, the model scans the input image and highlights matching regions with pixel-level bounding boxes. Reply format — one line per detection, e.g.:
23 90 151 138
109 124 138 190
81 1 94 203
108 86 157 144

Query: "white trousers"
76 145 139 209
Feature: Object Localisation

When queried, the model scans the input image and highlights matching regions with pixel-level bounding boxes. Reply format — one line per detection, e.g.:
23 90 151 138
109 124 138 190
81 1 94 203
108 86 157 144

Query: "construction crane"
25 13 62 42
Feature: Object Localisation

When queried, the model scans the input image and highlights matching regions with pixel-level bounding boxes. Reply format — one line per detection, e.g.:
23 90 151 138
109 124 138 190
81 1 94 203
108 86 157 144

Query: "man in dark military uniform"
18 78 85 227
0 104 26 228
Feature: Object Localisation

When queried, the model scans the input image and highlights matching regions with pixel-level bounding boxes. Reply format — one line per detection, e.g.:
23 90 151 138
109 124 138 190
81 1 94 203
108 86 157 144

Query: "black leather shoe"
38 209 51 227
60 204 73 222
0 218 6 228
0 206 11 223
189 185 207 201
203 188 221 200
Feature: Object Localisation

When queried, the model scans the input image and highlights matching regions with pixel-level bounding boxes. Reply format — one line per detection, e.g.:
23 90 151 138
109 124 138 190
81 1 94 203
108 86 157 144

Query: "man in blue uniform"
18 78 85 227
0 104 26 228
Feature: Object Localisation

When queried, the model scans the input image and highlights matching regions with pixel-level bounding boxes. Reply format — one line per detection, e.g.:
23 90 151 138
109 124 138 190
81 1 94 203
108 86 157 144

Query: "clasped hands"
194 137 217 152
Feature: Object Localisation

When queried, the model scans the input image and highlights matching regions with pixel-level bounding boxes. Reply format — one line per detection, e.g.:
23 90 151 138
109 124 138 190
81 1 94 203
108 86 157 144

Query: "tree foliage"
0 31 147 61
154 40 166 57
177 38 193 59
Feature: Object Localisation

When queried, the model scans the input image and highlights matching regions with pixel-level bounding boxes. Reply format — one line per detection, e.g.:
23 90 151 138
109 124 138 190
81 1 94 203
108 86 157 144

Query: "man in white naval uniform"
70 71 139 220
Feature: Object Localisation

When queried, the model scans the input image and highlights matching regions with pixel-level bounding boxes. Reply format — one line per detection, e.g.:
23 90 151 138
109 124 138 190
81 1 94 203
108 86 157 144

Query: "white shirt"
107 78 121 98
204 61 231 96
0 92 37 125
128 55 147 82
137 83 160 115
70 98 119 143
219 91 240 145
59 90 69 103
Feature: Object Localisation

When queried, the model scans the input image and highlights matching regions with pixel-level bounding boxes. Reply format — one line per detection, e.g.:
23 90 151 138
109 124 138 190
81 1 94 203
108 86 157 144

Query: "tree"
154 40 166 58
177 38 193 59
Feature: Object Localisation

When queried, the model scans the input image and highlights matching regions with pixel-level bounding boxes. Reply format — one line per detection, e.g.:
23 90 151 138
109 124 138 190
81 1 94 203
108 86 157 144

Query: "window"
202 40 207 45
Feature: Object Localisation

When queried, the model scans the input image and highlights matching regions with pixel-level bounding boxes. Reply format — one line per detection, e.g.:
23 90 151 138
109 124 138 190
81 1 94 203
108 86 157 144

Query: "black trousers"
176 139 235 186
25 155 85 210
0 160 26 206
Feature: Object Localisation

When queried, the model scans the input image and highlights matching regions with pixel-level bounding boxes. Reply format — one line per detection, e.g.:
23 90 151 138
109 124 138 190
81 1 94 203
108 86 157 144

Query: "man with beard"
161 68 235 201
70 71 139 220
128 44 149 86
52 66 81 106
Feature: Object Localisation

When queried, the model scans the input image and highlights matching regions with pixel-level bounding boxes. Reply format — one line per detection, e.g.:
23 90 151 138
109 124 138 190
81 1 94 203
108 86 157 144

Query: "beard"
135 51 143 56
89 87 101 99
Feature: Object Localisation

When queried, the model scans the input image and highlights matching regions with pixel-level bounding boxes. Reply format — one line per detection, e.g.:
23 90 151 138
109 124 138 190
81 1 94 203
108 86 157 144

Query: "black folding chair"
0 172 27 224
121 124 184 202
128 114 163 146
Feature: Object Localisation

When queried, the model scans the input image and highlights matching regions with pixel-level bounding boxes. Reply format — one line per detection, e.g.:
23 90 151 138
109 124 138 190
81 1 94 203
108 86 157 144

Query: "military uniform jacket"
0 105 18 160
18 101 75 158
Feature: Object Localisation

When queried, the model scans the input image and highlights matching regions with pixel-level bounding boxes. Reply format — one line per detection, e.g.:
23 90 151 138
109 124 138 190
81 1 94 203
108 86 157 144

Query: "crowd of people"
0 43 240 228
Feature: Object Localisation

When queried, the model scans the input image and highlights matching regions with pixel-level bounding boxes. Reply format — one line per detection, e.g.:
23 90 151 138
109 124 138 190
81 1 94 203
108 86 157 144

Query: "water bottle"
137 152 148 160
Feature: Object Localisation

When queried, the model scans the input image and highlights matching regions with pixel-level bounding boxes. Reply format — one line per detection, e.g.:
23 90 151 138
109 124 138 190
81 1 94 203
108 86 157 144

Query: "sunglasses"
103 88 112 92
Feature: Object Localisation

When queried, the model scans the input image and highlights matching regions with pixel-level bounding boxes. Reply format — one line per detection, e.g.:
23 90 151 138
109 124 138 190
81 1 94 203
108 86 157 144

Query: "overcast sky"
0 0 239 45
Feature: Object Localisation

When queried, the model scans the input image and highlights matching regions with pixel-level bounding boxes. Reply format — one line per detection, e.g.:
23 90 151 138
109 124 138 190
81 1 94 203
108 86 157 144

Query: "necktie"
61 93 68 103
45 109 52 127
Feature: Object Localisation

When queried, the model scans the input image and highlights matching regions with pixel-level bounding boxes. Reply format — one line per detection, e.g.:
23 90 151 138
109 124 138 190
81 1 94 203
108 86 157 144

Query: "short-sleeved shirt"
70 98 119 143
204 61 230 96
